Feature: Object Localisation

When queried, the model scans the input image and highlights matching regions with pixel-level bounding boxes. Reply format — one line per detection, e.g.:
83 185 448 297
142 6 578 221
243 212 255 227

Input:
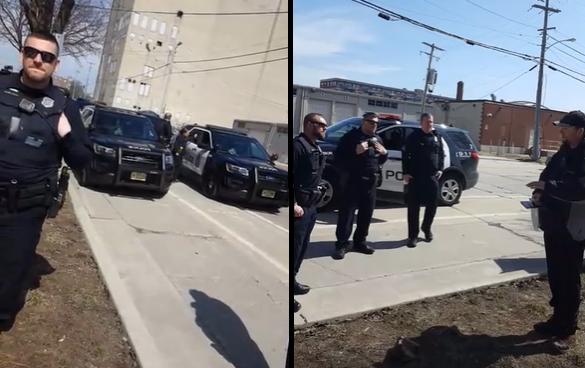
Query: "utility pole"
532 0 560 161
160 10 183 115
420 42 443 114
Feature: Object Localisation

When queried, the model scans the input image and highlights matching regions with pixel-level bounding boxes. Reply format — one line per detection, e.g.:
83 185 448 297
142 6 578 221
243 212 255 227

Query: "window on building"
128 82 134 92
171 26 178 38
118 79 127 90
138 83 145 96
132 12 139 26
109 61 117 73
159 22 167 35
141 15 148 29
151 19 158 32
144 84 151 96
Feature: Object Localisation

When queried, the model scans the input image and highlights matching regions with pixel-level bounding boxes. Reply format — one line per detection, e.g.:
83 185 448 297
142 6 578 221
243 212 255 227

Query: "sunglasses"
311 121 327 129
364 119 379 125
22 46 57 63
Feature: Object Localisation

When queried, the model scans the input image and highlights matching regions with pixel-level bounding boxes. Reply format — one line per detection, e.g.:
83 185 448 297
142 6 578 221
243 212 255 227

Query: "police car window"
197 131 210 147
446 130 476 150
324 117 362 143
381 128 403 151
93 110 160 141
188 129 200 143
213 132 270 161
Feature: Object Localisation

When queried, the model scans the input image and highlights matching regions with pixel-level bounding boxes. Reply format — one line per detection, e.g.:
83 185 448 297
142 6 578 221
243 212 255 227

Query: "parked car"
78 105 174 196
179 124 288 207
317 115 480 211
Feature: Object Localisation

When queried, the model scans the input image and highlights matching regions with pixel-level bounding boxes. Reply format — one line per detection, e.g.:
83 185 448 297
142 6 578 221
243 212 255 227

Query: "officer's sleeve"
544 155 585 202
61 99 93 170
376 134 388 165
403 133 415 175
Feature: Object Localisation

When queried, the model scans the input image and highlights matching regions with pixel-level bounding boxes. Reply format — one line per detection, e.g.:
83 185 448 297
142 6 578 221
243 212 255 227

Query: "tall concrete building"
94 0 288 127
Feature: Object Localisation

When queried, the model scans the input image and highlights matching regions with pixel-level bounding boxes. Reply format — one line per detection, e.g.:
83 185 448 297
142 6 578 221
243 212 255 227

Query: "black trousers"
0 208 46 315
406 177 439 240
544 228 585 334
335 176 377 245
293 205 317 282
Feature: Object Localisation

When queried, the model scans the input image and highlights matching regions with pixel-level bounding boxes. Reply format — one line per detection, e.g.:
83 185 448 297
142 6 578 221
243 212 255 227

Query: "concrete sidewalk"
294 199 547 327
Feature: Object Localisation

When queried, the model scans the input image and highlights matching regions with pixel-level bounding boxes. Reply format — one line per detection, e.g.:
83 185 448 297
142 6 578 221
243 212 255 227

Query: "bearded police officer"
528 110 585 352
293 113 327 312
333 112 387 260
403 113 444 248
0 32 92 326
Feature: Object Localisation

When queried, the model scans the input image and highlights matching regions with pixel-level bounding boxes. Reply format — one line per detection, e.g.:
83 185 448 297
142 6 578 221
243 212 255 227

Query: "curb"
68 179 167 368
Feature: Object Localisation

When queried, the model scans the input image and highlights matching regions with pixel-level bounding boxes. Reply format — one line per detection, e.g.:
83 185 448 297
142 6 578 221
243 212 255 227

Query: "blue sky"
293 0 585 112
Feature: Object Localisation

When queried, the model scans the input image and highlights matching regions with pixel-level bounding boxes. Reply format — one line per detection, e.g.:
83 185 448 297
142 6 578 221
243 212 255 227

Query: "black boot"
353 241 374 255
406 238 417 248
333 242 348 260
294 281 310 295
294 300 301 313
534 316 561 336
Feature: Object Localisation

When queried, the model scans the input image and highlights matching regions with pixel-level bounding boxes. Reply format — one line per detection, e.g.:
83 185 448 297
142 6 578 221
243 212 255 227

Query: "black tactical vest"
0 73 66 183
294 134 324 207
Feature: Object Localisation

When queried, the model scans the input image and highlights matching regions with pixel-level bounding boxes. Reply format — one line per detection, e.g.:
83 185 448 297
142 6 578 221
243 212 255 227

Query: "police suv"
180 125 288 207
78 105 174 195
317 114 480 211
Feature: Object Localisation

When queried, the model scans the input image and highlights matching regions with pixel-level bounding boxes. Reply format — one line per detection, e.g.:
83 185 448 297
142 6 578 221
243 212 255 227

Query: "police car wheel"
203 175 219 198
439 175 462 206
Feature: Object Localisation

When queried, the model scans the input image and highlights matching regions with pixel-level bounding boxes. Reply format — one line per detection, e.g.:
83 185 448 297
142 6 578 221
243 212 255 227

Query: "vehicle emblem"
41 97 54 108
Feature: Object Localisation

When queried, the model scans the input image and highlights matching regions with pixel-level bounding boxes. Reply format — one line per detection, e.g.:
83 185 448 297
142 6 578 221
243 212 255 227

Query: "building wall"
433 101 483 147
481 102 564 151
95 0 287 127
292 85 436 134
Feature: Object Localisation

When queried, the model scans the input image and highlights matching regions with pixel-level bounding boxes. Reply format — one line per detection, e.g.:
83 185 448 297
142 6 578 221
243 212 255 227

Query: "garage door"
332 102 356 123
307 99 332 123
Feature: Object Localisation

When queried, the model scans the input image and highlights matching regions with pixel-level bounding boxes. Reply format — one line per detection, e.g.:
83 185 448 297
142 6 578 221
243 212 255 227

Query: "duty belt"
295 187 322 207
0 177 57 213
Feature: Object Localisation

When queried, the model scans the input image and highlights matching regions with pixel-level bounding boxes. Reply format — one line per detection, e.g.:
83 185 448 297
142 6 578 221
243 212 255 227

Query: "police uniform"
533 113 585 339
334 128 387 257
293 133 324 291
403 129 444 244
0 72 92 321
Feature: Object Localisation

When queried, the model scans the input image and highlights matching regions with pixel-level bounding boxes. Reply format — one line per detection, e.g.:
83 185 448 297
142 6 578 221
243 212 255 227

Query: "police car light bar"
377 113 402 121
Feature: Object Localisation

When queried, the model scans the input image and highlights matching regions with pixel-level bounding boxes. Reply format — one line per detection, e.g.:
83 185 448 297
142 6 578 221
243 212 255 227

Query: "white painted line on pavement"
314 211 527 229
169 191 289 277
244 209 289 233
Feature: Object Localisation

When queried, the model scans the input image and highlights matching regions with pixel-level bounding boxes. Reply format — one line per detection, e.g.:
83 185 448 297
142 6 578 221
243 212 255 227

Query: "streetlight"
546 37 576 50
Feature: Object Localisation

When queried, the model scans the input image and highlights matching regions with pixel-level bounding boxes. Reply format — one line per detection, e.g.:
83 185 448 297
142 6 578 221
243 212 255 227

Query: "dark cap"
553 110 585 128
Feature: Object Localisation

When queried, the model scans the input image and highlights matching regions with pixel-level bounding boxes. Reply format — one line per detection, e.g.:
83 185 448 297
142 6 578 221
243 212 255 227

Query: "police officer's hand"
435 171 442 179
527 181 545 191
356 142 368 155
404 174 413 184
532 191 543 206
57 113 72 138
294 204 304 218
374 142 387 155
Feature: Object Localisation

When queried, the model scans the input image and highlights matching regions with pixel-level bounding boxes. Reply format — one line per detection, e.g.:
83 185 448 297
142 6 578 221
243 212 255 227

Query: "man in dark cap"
528 110 585 352
333 112 388 260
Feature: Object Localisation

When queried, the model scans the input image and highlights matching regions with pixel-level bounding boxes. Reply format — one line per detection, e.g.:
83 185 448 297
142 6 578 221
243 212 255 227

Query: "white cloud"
293 14 375 57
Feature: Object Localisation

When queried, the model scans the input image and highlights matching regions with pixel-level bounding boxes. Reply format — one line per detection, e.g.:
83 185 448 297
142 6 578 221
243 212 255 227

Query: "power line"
479 66 537 98
549 35 585 59
352 0 539 62
77 4 287 16
550 45 585 65
546 63 585 84
174 46 288 64
176 57 288 75
464 0 537 30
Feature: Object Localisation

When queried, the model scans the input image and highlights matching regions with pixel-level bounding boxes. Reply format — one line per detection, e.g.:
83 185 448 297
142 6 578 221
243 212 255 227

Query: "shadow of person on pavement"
494 258 547 275
374 325 556 368
0 253 55 332
306 239 410 260
189 289 270 368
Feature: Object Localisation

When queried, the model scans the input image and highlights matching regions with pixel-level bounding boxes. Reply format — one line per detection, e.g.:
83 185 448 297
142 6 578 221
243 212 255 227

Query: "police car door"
182 128 201 174
378 126 406 193
191 129 213 176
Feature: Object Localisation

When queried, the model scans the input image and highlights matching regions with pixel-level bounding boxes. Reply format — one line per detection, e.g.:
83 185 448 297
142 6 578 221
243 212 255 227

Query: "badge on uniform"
24 136 44 148
41 97 54 108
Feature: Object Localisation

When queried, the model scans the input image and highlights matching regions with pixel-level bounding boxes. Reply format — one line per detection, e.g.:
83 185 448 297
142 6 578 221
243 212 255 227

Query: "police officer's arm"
60 99 93 170
375 134 388 165
543 155 585 202
402 132 416 176
437 132 445 170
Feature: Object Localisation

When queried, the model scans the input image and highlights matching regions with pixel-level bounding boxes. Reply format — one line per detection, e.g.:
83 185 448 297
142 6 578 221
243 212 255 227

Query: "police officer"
403 113 444 248
528 110 585 351
333 112 388 260
172 127 189 180
293 113 327 312
0 32 92 326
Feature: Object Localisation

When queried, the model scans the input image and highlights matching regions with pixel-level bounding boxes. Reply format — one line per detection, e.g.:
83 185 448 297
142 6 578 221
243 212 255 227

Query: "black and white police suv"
317 114 480 211
78 105 175 195
179 125 288 207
